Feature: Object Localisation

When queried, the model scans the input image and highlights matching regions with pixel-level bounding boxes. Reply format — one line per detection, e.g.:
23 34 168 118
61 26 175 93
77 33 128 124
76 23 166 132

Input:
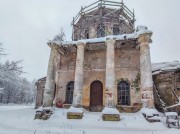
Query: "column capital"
77 41 86 48
105 38 116 45
49 44 59 50
138 33 152 45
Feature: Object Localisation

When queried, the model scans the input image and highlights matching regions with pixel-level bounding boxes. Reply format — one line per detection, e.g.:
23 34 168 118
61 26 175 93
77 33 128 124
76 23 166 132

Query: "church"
35 0 179 120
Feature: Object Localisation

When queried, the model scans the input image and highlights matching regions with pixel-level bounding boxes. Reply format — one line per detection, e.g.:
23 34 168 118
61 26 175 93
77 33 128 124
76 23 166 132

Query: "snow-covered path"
0 106 179 134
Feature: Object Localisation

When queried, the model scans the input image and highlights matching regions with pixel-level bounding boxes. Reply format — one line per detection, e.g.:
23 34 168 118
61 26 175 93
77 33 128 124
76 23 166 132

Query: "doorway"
90 81 103 111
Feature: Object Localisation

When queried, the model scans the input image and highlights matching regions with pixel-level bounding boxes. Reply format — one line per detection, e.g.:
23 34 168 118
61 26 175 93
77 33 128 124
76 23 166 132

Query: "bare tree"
53 27 66 42
0 43 35 104
0 43 23 75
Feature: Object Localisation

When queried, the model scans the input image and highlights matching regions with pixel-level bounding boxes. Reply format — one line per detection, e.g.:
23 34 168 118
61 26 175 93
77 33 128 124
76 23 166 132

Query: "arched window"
117 81 130 105
85 29 89 39
97 25 105 38
66 81 74 104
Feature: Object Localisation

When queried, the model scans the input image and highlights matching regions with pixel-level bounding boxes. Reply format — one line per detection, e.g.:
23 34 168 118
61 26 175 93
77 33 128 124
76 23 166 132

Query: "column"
72 41 86 108
43 45 57 107
105 38 116 108
138 33 154 108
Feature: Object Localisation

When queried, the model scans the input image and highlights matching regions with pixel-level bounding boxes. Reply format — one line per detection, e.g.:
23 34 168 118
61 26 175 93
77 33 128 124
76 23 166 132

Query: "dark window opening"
66 81 74 104
121 42 125 46
176 73 180 82
85 29 89 39
113 25 120 35
97 25 105 38
53 83 56 100
117 81 130 105
86 33 89 39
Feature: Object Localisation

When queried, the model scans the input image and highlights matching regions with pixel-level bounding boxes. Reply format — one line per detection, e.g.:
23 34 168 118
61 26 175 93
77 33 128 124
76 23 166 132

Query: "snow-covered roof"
48 25 152 46
152 61 180 75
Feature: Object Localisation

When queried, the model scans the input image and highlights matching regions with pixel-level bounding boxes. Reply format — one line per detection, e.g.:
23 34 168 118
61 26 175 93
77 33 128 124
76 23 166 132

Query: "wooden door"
90 81 103 111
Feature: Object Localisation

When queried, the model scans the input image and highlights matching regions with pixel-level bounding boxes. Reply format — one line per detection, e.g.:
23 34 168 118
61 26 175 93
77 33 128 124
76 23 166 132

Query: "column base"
102 107 120 121
67 106 84 119
142 99 154 108
67 112 83 119
102 114 120 121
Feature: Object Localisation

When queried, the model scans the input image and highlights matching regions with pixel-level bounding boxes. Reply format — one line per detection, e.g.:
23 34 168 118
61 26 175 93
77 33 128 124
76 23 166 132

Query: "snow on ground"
0 105 31 111
0 106 179 134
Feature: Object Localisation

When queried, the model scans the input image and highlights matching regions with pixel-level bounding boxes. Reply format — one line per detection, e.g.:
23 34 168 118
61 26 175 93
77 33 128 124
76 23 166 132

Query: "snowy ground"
0 106 179 134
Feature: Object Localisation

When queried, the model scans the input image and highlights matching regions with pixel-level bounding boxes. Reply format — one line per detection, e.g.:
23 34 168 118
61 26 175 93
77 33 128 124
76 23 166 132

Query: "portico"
36 0 155 121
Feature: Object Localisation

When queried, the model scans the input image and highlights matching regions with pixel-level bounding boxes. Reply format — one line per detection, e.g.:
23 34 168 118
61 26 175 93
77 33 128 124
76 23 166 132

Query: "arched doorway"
66 81 74 104
117 81 130 105
90 81 103 111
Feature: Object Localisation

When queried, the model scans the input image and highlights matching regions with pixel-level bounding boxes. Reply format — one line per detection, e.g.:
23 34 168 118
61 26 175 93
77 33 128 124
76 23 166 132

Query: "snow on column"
43 45 57 107
105 38 116 108
138 27 154 108
72 41 86 108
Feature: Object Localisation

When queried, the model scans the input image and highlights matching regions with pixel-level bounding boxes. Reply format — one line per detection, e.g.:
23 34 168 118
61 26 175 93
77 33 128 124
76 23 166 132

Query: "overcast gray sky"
0 0 180 81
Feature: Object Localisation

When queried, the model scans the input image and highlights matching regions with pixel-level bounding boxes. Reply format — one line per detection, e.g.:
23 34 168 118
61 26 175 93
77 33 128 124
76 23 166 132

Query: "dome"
72 0 135 41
